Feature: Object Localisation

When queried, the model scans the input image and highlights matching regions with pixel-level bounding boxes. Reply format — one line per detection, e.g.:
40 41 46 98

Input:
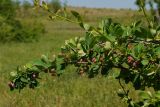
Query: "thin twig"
127 39 160 44
140 0 152 27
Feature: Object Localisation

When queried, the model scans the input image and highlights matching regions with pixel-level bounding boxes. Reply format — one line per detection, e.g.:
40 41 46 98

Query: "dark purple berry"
8 82 15 89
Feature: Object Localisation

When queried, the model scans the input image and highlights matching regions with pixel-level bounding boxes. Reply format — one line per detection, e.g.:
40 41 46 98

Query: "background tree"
0 0 17 19
0 0 45 42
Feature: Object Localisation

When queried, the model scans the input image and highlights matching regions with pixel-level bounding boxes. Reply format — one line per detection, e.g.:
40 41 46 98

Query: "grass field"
0 7 143 107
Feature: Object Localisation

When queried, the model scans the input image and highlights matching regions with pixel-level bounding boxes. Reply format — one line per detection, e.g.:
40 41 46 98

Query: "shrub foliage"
8 0 160 107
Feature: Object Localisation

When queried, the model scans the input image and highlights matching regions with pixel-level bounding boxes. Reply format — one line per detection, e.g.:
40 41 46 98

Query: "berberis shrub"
8 0 160 107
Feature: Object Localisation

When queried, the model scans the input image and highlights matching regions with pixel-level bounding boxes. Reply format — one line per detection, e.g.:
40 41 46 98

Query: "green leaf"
29 66 40 72
112 68 120 78
20 77 28 83
139 91 151 100
56 58 64 71
83 23 93 31
92 64 99 71
25 63 33 69
71 10 82 22
42 1 49 11
33 60 45 66
150 29 157 36
78 50 86 57
155 91 160 99
117 89 125 98
122 62 130 69
133 74 140 83
10 71 17 77
33 60 51 69
155 47 160 58
41 55 49 63
104 41 111 50
69 39 76 46
105 35 116 42
141 60 149 66
134 44 144 56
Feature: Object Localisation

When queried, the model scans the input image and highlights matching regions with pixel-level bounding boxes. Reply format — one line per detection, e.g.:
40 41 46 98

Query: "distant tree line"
0 0 67 42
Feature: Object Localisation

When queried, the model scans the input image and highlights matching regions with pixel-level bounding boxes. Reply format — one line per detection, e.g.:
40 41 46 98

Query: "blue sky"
66 0 137 9
25 0 138 9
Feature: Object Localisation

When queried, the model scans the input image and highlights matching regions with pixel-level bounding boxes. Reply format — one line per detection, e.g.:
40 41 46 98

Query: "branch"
127 39 160 44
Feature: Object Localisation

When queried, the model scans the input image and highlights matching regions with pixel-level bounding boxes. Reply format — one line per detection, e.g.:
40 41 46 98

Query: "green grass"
0 7 143 107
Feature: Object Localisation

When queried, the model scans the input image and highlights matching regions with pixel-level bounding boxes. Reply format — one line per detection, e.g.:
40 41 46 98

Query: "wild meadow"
1 0 160 107
0 6 143 107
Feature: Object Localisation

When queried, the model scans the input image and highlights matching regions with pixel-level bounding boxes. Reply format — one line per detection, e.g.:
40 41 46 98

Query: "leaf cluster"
8 1 160 106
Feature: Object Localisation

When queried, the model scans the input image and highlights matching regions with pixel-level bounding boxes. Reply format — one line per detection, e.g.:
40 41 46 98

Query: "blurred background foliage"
0 0 45 43
0 0 160 107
